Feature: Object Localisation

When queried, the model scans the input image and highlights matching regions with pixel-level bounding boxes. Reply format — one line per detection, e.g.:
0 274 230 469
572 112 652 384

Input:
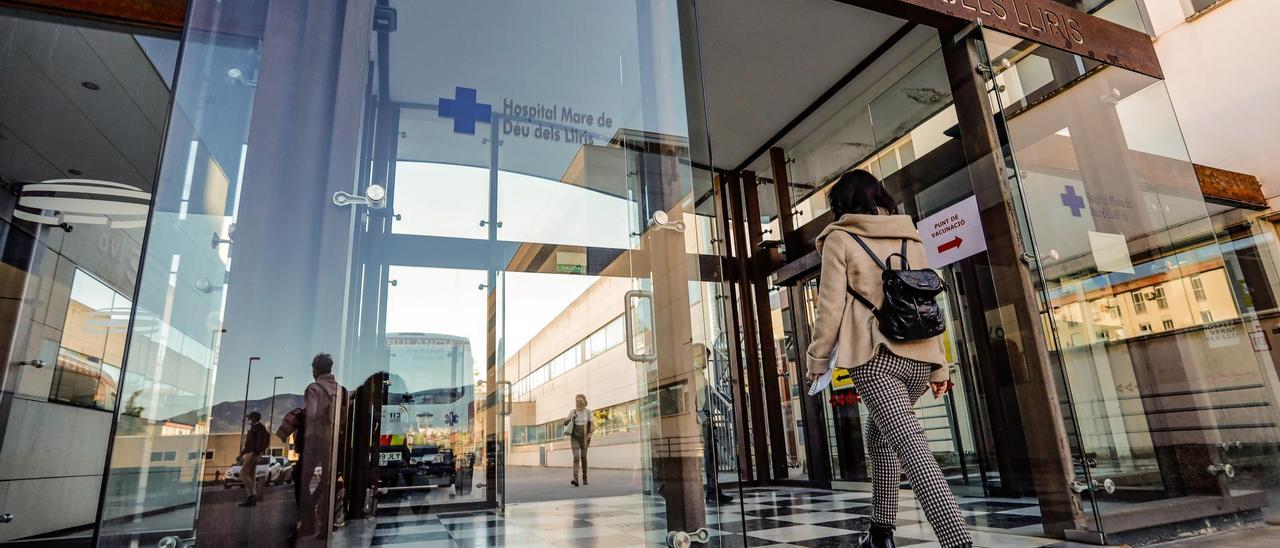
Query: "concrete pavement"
1152 524 1280 547
505 465 650 503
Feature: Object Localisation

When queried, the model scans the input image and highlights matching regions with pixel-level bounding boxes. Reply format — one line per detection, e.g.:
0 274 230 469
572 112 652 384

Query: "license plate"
379 452 402 465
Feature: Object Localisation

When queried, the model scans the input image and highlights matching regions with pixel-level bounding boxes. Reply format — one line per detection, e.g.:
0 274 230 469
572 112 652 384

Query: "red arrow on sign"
937 237 962 253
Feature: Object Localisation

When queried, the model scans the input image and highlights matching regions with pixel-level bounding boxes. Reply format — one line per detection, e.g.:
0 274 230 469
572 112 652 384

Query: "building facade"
0 0 1277 547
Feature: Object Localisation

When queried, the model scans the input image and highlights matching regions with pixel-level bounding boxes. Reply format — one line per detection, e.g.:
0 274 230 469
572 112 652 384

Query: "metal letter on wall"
836 0 1162 79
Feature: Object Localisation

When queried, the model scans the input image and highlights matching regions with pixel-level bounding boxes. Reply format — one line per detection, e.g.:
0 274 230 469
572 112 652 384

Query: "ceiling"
1 1 928 195
382 0 931 176
696 0 919 170
0 15 175 192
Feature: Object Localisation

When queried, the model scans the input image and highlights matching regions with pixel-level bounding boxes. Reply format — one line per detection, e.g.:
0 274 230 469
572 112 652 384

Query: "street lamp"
239 356 260 452
268 376 284 431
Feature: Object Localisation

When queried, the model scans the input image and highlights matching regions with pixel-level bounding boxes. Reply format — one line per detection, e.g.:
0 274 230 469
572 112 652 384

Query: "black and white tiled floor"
355 487 1064 547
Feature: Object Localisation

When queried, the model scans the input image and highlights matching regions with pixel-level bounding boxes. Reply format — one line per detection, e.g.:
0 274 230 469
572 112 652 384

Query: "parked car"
409 445 454 487
272 457 294 485
223 455 282 489
377 441 412 487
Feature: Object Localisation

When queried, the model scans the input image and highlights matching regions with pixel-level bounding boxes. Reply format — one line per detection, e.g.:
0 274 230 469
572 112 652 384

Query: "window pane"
606 316 625 348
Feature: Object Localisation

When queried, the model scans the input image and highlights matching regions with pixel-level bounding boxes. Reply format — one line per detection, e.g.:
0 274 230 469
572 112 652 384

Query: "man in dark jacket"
240 411 270 507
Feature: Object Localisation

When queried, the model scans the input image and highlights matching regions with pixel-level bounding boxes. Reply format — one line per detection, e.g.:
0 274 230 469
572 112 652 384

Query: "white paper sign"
1250 330 1271 352
1088 231 1134 274
917 195 988 269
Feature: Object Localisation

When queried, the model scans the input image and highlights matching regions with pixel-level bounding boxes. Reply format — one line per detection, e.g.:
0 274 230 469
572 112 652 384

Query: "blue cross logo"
444 411 459 427
438 86 492 135
1060 185 1086 217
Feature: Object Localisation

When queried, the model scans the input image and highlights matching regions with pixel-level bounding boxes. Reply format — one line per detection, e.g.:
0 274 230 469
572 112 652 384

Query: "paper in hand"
807 367 834 397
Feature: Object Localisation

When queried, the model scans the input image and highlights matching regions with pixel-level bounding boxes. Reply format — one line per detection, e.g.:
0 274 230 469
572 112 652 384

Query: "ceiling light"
15 178 150 230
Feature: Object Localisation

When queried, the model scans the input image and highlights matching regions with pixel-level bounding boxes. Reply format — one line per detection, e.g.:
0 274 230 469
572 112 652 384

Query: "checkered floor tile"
354 486 1062 547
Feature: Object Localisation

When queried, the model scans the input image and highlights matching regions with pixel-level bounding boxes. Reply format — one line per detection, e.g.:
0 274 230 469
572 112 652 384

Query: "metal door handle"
157 535 195 548
333 184 386 209
667 528 709 548
1094 478 1115 494
1203 463 1233 476
624 290 657 362
648 211 685 233
1071 478 1115 494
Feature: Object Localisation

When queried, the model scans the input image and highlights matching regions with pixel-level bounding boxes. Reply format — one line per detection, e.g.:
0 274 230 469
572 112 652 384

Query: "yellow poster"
831 367 855 391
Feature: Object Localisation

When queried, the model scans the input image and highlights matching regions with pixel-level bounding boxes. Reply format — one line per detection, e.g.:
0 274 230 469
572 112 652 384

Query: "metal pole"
269 376 284 431
240 356 260 453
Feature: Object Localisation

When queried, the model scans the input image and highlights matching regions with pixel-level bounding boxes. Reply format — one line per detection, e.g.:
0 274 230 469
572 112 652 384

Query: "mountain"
201 394 306 433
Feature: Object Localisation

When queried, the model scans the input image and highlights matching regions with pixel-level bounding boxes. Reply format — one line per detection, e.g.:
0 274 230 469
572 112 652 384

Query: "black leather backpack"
845 234 946 341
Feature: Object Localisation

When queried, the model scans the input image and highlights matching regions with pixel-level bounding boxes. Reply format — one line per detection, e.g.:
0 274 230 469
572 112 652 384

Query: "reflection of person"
695 346 732 504
300 353 342 540
276 407 306 513
989 327 1024 379
805 171 972 548
563 394 594 487
239 411 269 507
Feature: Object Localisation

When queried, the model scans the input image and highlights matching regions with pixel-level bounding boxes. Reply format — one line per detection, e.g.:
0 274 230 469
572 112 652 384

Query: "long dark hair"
828 170 896 218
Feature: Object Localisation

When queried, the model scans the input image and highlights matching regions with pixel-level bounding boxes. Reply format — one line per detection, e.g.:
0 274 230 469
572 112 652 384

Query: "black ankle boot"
859 523 895 548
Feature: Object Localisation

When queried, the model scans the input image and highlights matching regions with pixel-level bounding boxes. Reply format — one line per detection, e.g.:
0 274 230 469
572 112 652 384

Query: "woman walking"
805 170 972 548
564 394 594 487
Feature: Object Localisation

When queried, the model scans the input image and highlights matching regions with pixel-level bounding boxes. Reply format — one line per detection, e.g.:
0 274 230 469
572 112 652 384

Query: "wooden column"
742 170 790 480
713 173 756 484
769 148 799 253
725 173 773 482
770 147 834 487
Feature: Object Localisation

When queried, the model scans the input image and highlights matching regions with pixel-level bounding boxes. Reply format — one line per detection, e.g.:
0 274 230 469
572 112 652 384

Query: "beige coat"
804 213 948 382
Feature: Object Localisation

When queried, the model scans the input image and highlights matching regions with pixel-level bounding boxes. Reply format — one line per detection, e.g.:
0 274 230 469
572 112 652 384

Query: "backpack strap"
848 234 887 270
847 285 878 312
884 239 911 270
846 233 887 313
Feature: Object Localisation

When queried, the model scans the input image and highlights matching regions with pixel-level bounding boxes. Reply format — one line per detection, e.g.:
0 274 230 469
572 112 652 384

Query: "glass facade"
980 27 1280 539
0 10 176 544
84 0 733 545
1 1 1277 547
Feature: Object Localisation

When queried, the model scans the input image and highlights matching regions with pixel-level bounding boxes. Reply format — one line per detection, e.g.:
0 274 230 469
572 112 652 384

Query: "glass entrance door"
978 27 1280 541
94 1 736 546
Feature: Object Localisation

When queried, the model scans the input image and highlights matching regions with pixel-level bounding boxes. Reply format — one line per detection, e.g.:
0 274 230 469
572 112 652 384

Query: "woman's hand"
806 371 824 385
929 379 954 398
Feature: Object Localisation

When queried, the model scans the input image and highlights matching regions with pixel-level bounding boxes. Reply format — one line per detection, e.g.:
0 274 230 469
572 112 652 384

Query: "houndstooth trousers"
851 348 972 548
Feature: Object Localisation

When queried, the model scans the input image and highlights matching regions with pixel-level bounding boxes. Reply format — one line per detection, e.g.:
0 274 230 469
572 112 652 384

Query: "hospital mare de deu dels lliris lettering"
936 0 1085 44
